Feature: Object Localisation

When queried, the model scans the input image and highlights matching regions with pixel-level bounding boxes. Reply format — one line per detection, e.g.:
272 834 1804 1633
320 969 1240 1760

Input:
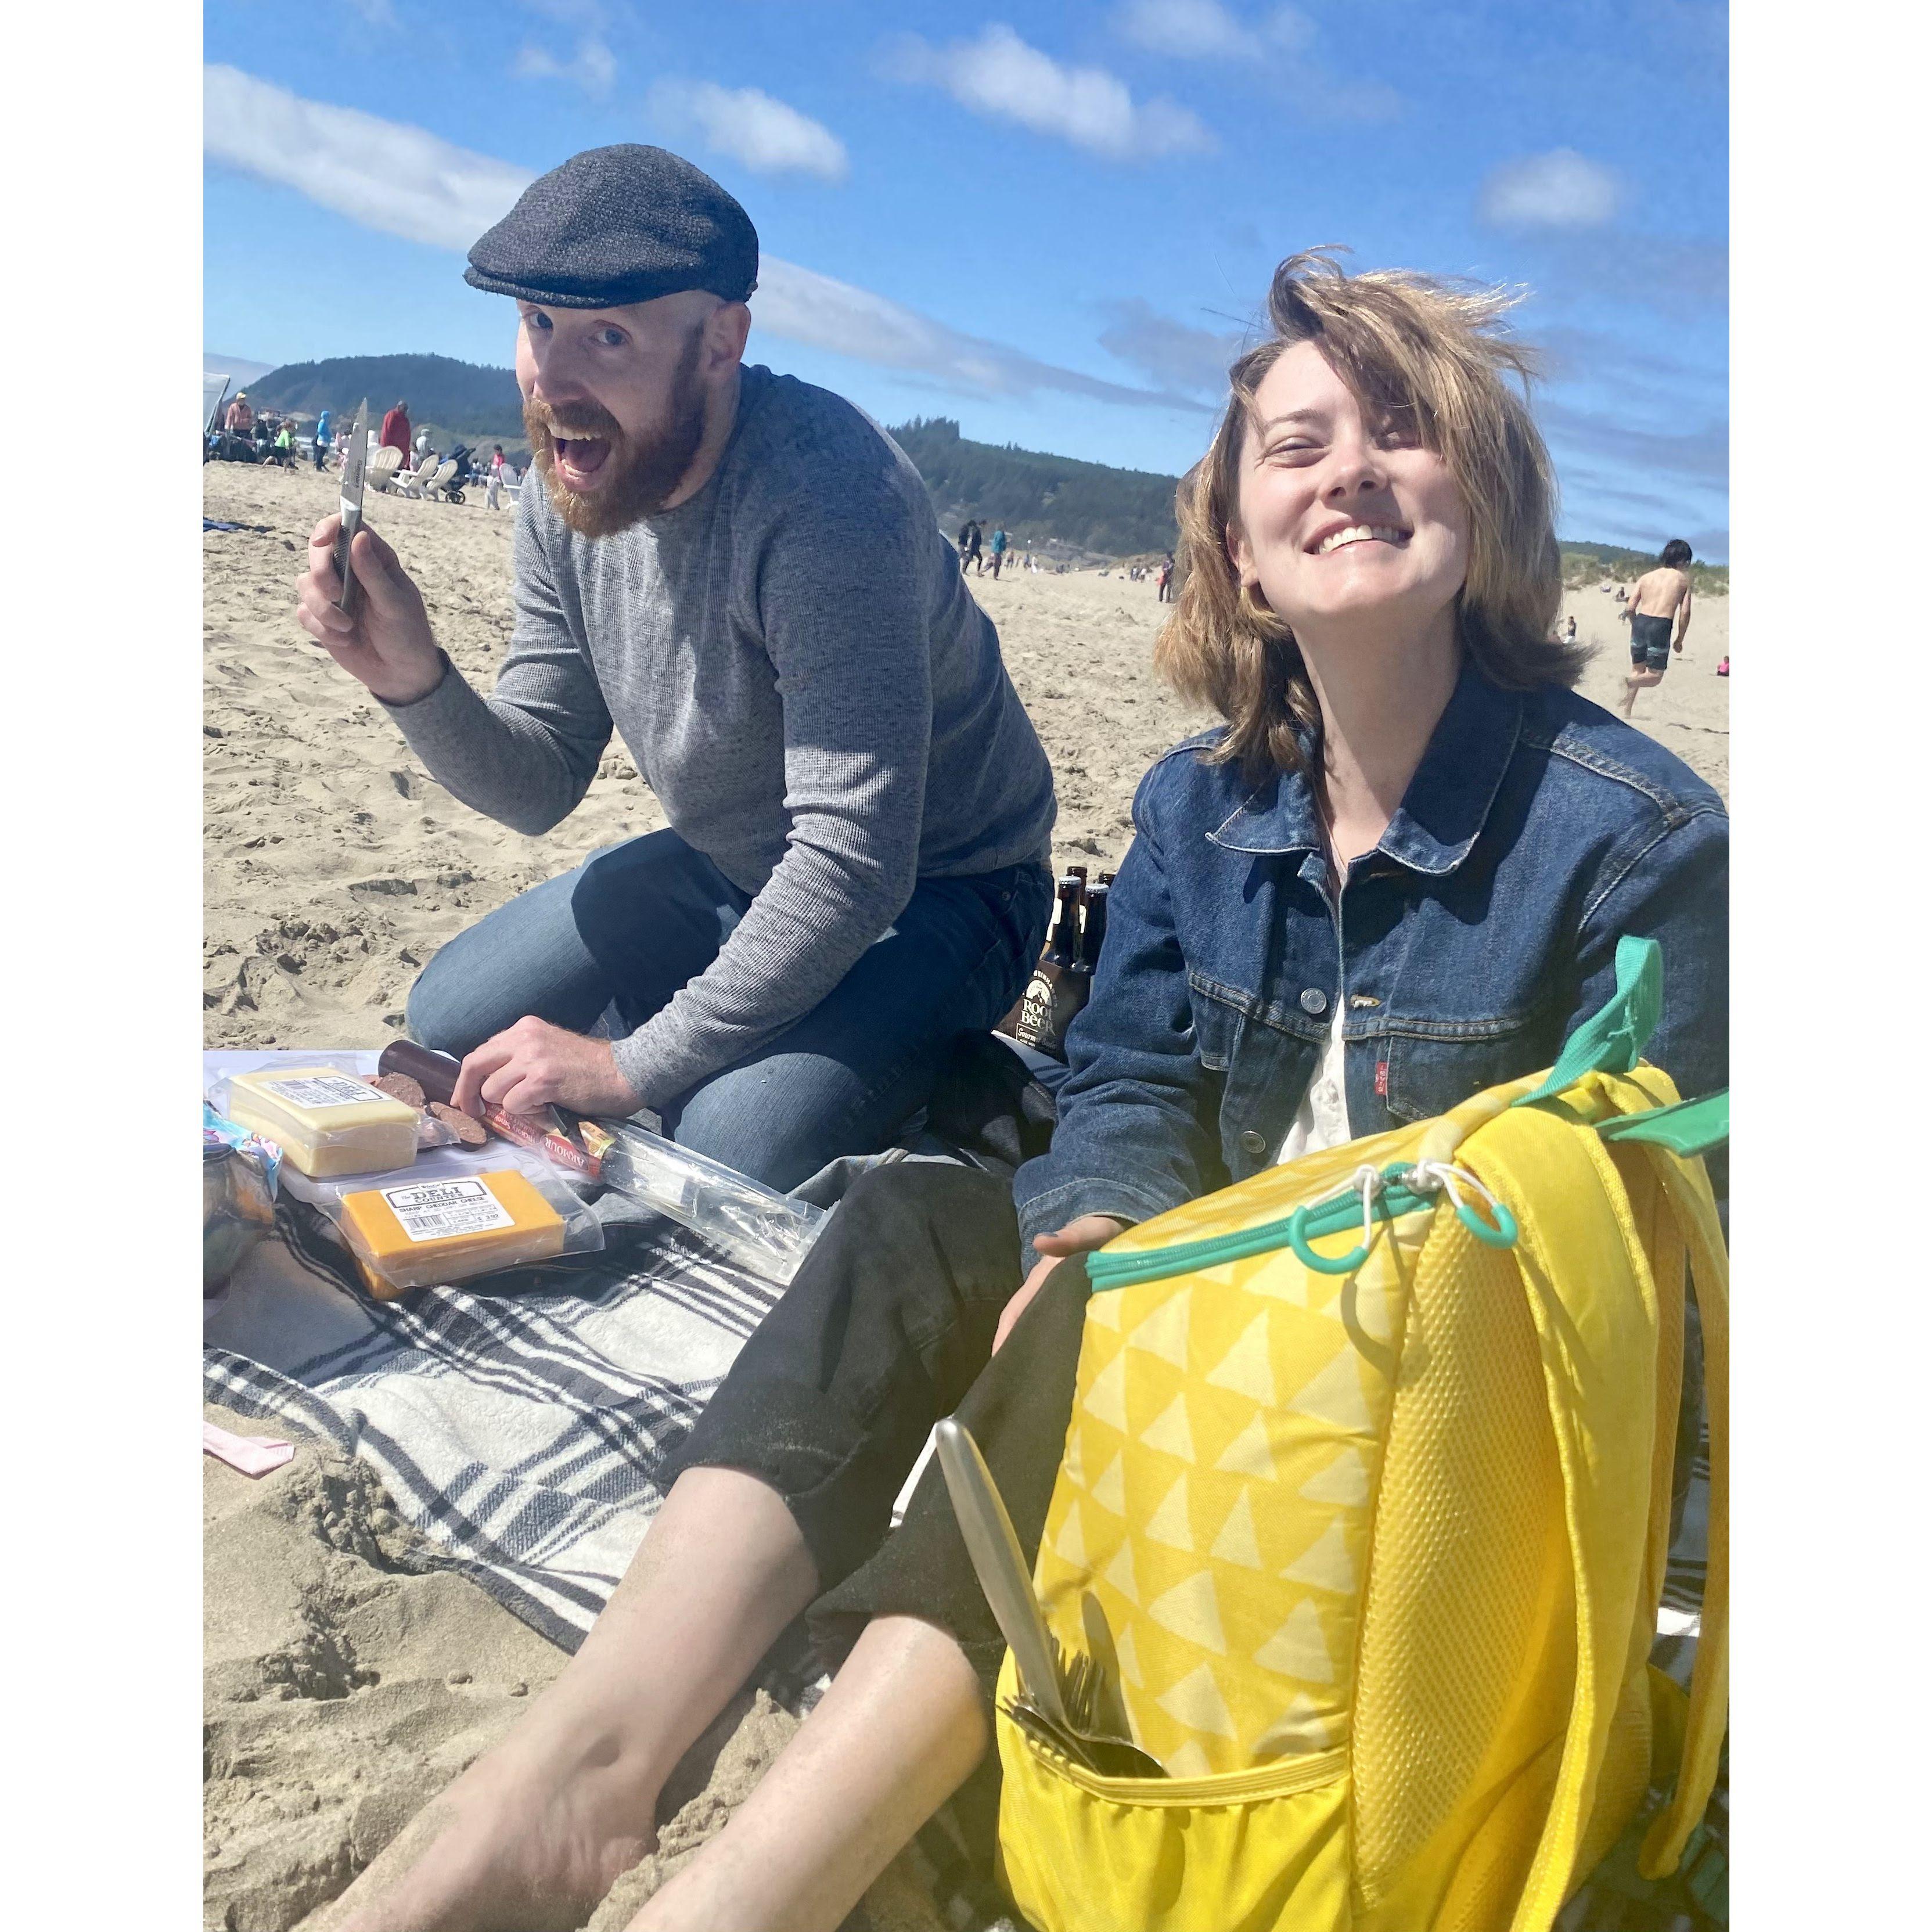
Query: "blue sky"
204 1 1728 557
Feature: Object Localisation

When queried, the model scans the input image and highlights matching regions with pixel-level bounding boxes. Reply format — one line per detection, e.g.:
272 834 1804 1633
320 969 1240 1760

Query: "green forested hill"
1559 539 1729 595
886 418 1181 557
238 361 1722 581
250 354 527 439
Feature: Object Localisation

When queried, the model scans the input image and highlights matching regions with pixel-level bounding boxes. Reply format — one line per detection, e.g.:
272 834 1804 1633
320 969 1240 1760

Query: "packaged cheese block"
338 1168 568 1296
225 1066 421 1177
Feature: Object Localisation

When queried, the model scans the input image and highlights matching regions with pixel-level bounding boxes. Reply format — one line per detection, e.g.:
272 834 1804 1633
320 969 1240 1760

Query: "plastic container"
586 1118 826 1284
217 1064 419 1177
285 1143 604 1298
203 1105 280 1293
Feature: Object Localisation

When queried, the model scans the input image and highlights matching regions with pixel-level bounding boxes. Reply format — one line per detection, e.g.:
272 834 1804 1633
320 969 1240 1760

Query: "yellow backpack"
995 940 1728 1932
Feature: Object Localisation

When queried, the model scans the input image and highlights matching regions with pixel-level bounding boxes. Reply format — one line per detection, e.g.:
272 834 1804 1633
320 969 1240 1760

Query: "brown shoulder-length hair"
1157 248 1585 781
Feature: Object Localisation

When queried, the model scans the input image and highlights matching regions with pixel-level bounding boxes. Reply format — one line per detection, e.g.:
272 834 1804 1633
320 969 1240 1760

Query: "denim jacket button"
1240 1128 1268 1154
1300 987 1329 1014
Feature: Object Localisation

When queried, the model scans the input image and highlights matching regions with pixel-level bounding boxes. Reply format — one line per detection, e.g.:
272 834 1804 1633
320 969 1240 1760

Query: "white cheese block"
225 1066 420 1177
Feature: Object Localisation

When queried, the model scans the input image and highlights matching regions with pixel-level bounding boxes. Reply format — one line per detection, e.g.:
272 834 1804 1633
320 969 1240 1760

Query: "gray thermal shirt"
383 364 1057 1109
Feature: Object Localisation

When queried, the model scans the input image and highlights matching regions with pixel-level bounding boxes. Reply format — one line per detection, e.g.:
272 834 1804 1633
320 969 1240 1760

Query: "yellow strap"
1459 1102 1664 1932
1636 1148 1729 1879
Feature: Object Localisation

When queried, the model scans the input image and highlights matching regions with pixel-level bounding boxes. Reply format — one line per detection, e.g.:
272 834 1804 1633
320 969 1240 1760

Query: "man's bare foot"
314 1697 665 1932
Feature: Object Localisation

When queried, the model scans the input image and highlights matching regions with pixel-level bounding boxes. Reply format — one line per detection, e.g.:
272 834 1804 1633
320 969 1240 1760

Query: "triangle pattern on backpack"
1126 1286 1192 1368
1280 1517 1354 1594
1297 1444 1370 1507
1082 1350 1129 1431
1204 1311 1277 1405
1144 1472 1194 1552
1213 1408 1279 1483
1140 1393 1195 1462
1210 1488 1264 1570
1102 1538 1139 1606
1089 1449 1127 1517
1286 1346 1375 1435
1054 1501 1088 1570
1147 1567 1227 1654
1253 1598 1334 1682
1250 1691 1334 1758
1156 1661 1239 1739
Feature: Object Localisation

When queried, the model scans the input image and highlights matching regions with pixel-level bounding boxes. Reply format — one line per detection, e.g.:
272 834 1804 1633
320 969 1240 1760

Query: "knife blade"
333 398 370 618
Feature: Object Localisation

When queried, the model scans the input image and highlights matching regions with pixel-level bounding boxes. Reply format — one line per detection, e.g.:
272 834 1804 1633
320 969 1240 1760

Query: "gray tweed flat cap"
465 145 758 309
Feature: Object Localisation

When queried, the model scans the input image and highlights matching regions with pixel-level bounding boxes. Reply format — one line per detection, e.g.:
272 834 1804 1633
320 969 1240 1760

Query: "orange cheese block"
339 1168 567 1297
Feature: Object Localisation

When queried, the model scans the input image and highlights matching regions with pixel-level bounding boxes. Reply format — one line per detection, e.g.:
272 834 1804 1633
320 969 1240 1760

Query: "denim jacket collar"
1206 658 1524 876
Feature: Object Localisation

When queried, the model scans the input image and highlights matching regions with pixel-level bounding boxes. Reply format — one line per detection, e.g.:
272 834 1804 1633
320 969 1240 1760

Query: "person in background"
312 247 1727 1932
224 391 253 438
272 420 296 468
1620 538 1694 717
958 517 983 574
1156 551 1175 601
380 399 412 462
1565 613 1577 643
485 444 506 510
313 406 334 471
988 524 1009 577
416 426 434 462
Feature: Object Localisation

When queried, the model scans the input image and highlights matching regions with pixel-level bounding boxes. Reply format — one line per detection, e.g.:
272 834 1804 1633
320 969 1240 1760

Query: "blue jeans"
406 829 1053 1191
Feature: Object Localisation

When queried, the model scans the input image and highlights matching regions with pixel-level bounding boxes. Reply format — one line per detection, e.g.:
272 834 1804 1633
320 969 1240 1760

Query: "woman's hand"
992 1215 1129 1352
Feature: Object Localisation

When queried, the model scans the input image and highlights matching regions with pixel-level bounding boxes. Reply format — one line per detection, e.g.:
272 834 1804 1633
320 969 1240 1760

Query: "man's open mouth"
552 436 613 487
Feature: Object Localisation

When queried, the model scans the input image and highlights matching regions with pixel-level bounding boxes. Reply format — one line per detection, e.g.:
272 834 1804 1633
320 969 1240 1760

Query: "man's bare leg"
315 1466 821 1932
1621 668 1663 717
628 1614 990 1932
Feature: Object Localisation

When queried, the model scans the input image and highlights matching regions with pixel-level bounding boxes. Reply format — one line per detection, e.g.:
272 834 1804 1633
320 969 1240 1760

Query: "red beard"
523 330 708 538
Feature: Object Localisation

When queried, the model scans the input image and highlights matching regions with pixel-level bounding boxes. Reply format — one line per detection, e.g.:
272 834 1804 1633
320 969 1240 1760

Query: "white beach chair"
365 446 405 493
423 459 459 501
388 453 438 498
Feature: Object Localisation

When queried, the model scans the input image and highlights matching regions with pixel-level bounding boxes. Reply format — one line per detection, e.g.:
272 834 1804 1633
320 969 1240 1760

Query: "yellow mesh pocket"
1352 1215 1571 1923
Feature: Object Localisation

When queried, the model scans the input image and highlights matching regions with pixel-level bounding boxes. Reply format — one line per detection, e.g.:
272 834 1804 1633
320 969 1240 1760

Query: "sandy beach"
203 458 1728 1929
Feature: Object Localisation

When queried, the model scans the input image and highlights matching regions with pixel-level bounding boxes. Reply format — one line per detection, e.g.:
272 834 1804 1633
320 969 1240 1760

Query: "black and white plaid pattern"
205 1197 782 1650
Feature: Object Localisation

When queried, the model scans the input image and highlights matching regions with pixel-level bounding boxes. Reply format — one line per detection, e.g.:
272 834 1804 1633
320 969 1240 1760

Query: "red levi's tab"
1376 1060 1389 1096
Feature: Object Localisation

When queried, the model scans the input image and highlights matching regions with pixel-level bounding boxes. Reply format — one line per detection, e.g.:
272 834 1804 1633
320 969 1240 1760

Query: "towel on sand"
204 1177 783 1650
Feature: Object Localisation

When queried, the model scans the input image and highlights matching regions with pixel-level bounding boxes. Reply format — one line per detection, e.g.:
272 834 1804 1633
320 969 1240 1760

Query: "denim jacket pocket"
1188 974 1243 1074
1379 1010 1561 1127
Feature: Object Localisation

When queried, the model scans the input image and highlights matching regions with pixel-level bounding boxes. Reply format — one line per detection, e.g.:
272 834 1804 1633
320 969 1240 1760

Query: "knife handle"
934 1417 1068 1728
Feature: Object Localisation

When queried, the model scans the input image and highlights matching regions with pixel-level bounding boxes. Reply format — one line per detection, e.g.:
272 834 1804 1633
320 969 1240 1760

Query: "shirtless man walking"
1619 538 1694 717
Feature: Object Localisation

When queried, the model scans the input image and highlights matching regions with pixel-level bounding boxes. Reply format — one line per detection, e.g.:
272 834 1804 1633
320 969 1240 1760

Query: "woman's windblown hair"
1158 249 1585 781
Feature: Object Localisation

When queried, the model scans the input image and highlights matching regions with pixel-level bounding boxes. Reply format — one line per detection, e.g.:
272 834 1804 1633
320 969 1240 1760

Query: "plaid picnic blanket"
204 1195 782 1650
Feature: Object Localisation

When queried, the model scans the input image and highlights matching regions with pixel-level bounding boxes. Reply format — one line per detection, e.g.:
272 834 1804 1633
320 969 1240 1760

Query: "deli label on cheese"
261 1074 388 1110
380 1178 516 1243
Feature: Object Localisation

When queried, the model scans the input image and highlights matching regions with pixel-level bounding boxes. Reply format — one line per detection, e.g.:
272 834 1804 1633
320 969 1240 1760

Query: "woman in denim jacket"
323 256 1726 1932
1010 257 1726 1297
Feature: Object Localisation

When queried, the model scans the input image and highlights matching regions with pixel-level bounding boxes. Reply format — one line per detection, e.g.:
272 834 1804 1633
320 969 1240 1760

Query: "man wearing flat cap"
298 146 1056 1187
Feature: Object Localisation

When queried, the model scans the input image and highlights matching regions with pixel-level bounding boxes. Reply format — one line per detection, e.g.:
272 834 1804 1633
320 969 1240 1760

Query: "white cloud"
203 64 537 253
343 0 397 25
1117 1 1313 60
1478 149 1624 229
884 25 1212 160
201 67 1206 415
647 80 848 182
1114 2 1397 121
512 34 617 99
1097 298 1249 396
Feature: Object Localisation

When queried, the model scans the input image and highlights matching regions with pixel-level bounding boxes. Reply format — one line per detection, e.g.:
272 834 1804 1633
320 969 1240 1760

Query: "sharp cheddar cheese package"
286 1145 603 1298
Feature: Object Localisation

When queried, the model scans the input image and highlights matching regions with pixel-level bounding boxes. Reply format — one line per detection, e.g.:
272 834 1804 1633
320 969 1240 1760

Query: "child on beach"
315 251 1727 1932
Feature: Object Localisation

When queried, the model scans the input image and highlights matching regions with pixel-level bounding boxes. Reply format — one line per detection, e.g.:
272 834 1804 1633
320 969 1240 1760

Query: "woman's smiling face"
1227 340 1470 640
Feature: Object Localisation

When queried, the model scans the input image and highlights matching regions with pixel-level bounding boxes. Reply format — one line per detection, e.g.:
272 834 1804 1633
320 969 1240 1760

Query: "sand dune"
203 458 1726 1929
